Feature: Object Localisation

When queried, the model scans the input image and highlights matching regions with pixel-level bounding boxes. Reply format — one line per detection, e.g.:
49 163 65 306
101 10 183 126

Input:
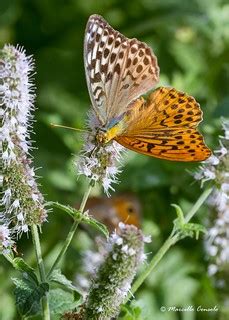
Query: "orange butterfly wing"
115 87 211 162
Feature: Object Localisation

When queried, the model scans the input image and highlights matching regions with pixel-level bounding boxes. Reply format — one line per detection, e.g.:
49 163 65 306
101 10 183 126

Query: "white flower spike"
0 45 47 239
195 119 229 277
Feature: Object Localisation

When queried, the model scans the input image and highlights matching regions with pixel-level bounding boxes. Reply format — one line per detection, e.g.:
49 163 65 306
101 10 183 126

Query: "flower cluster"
81 223 148 319
0 45 47 244
77 112 124 195
195 119 229 279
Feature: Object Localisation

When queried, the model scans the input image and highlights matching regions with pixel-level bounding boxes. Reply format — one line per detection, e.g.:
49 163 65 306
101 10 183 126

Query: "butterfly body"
85 15 211 162
95 113 128 144
95 126 119 144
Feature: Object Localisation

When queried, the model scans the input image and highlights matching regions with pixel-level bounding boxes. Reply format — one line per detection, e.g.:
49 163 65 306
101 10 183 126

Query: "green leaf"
48 201 109 237
119 304 143 320
171 204 206 240
13 258 39 285
171 204 184 225
49 288 82 316
47 201 82 219
180 222 207 240
12 277 49 316
49 269 83 295
83 215 109 238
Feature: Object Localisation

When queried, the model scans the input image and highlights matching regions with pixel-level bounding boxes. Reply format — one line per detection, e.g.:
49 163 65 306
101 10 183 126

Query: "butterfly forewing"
84 14 160 125
115 87 211 161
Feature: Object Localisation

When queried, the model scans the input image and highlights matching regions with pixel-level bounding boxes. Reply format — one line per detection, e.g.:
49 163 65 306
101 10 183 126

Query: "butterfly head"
95 121 124 145
95 128 110 144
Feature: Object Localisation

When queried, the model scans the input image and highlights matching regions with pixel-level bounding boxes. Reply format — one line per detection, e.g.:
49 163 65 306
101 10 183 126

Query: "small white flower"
112 253 118 260
140 252 147 263
143 235 152 243
208 264 218 276
96 306 103 313
12 199 20 208
21 224 29 232
128 248 136 256
121 244 129 253
31 193 39 201
2 188 11 206
206 155 220 166
222 183 229 193
17 212 24 221
208 245 218 256
102 177 115 194
115 237 123 246
0 224 13 251
204 169 216 180
118 222 125 230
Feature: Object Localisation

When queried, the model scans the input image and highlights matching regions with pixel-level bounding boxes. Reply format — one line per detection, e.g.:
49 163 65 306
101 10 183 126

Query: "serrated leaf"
49 288 82 316
13 258 38 285
48 201 109 237
47 201 82 219
83 215 109 238
49 269 82 295
12 277 49 316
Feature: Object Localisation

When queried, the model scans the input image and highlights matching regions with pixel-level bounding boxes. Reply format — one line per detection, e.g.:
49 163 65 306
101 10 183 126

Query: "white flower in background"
195 119 229 280
0 45 47 239
76 112 124 195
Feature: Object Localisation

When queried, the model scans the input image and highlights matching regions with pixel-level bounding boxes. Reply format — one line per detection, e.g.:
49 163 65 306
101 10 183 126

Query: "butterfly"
77 193 141 231
84 14 211 162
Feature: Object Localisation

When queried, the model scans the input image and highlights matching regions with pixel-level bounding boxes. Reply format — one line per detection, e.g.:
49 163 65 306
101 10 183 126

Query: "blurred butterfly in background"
84 14 211 161
84 193 141 231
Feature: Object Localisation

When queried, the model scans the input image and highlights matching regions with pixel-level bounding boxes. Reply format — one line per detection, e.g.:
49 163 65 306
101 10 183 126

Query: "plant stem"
47 185 92 277
125 233 179 302
3 251 14 265
126 186 213 301
31 224 50 320
184 186 213 223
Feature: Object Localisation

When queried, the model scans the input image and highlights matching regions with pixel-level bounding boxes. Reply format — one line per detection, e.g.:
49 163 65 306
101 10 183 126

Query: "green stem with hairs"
48 185 92 277
31 224 50 320
184 187 213 223
3 252 14 265
125 186 213 302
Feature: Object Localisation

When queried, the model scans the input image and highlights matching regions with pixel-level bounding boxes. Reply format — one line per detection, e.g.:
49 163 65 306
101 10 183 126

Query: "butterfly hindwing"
84 15 159 125
116 129 211 161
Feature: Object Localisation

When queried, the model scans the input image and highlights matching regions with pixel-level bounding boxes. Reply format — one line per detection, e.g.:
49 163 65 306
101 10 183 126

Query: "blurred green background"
0 0 229 319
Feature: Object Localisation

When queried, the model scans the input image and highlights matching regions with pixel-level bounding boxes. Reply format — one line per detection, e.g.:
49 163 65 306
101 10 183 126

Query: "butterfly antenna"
124 215 130 224
50 123 89 133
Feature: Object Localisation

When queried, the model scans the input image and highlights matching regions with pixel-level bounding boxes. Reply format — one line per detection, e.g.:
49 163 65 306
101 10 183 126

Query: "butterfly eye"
126 205 134 214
